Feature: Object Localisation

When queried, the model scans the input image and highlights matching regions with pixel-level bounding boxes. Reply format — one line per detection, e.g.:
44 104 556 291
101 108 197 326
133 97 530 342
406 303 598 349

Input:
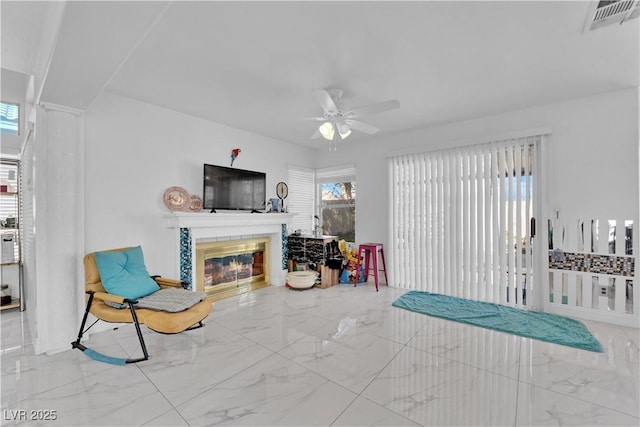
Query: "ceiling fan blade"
310 129 321 139
346 119 379 134
304 117 326 121
348 99 400 118
314 89 338 114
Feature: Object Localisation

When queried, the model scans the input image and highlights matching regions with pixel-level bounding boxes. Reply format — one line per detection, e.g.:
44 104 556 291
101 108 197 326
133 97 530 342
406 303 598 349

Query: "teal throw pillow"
95 246 160 300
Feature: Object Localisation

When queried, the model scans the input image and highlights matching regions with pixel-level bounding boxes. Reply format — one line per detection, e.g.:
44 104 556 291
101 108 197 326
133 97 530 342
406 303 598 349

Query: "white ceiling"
2 1 639 149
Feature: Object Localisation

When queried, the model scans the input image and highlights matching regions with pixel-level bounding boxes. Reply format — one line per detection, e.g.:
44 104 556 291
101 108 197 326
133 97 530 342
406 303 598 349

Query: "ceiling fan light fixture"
310 89 400 146
338 122 352 139
319 121 335 140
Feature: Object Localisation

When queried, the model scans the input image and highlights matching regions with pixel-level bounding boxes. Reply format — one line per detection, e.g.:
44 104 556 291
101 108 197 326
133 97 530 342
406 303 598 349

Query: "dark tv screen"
203 164 266 211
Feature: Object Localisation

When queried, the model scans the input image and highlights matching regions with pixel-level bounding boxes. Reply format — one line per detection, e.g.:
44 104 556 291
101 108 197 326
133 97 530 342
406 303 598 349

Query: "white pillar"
32 103 85 354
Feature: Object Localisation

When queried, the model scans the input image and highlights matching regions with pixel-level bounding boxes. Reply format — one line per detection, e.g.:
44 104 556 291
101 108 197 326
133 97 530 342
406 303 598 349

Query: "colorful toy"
338 240 364 284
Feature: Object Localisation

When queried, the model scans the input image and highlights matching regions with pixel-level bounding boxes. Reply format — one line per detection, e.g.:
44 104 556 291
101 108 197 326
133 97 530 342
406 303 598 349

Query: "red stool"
354 243 388 291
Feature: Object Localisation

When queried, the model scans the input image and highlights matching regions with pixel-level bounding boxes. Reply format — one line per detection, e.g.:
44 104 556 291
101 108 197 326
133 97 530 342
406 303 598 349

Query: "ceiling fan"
308 89 400 148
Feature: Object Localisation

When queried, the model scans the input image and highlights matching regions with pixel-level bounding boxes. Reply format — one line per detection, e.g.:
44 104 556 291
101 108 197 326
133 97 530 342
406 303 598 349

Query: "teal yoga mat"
393 290 603 352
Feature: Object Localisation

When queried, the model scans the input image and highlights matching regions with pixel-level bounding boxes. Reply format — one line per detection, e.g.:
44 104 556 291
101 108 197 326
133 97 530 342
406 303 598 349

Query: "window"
287 165 315 234
0 102 19 136
316 164 356 242
320 181 356 241
0 159 20 262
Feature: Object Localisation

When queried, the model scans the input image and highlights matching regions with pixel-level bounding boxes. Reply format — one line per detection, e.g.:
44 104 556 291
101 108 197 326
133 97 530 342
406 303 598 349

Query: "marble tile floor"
1 284 638 426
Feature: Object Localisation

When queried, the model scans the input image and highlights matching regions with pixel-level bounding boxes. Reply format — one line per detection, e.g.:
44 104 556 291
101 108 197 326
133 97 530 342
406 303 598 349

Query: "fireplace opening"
204 251 264 287
196 237 270 301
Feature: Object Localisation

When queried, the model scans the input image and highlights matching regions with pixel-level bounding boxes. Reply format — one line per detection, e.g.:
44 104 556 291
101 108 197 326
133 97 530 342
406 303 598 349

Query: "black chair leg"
128 303 150 361
71 292 150 364
72 292 96 349
185 321 205 331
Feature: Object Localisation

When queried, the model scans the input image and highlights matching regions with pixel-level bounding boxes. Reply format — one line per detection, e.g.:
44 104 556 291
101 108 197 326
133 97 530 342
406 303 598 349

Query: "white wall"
85 91 317 278
315 88 639 257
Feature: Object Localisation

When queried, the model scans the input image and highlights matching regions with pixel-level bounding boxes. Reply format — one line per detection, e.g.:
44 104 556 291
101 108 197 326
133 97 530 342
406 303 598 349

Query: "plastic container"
286 271 318 289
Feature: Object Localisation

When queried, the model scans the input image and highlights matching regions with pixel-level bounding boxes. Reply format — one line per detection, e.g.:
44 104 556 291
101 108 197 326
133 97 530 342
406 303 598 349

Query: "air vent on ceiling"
584 0 640 31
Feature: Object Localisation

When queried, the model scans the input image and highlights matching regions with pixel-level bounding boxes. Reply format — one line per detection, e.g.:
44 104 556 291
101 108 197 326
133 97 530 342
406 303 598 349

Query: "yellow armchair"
72 247 213 364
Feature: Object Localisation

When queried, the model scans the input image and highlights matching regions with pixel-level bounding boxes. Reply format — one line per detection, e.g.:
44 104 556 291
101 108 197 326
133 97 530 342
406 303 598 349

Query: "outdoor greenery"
321 182 356 242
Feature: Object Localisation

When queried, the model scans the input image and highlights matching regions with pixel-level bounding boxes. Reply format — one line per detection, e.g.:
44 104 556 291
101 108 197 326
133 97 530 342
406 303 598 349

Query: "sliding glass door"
388 134 544 308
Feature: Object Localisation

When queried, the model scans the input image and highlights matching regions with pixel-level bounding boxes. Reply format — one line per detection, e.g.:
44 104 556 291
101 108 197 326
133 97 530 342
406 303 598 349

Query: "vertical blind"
388 135 542 307
287 165 315 234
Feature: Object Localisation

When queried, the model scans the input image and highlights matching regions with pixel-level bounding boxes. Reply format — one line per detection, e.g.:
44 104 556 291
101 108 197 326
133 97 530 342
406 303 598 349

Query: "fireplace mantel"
166 212 295 289
165 212 295 229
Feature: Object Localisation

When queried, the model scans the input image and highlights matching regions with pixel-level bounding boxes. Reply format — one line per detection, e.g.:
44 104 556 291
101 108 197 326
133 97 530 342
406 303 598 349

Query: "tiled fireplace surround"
165 212 295 290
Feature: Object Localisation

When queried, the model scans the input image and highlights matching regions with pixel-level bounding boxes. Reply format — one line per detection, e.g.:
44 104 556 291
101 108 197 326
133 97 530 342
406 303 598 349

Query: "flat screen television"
203 164 266 211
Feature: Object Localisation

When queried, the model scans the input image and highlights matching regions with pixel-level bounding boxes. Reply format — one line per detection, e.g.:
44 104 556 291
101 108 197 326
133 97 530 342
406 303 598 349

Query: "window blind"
0 159 20 261
315 164 356 183
389 135 542 307
287 165 315 235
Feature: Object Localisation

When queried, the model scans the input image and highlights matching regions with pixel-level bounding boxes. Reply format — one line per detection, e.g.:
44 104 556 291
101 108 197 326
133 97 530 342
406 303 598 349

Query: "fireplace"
165 212 294 300
195 238 270 300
